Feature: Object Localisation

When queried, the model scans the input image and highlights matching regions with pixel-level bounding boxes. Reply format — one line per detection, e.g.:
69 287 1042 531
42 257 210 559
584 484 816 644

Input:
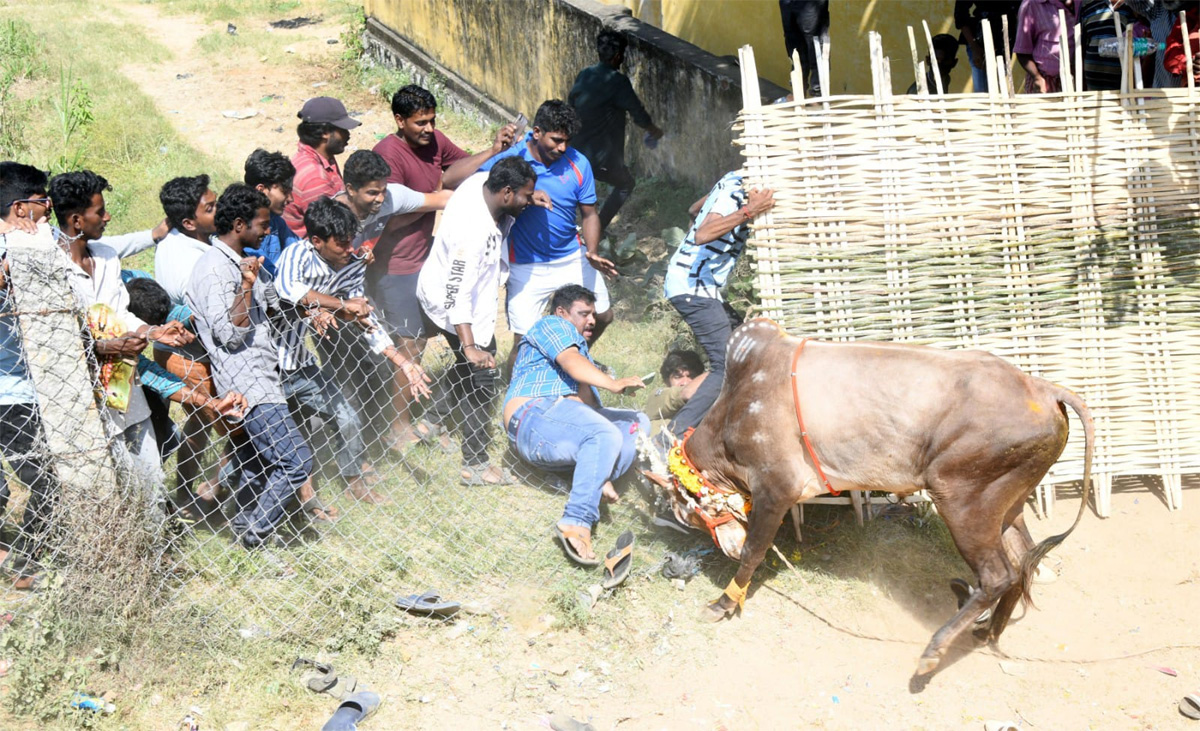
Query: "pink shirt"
1013 0 1079 78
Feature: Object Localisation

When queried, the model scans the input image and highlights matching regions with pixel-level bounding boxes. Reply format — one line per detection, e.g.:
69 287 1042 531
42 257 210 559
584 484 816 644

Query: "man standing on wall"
370 85 516 446
779 1 830 97
569 28 664 233
479 100 618 372
282 97 360 239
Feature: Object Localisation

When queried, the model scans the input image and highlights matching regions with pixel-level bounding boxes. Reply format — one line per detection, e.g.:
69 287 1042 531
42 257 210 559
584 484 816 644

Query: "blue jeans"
283 364 364 479
508 397 648 528
967 41 989 93
229 402 313 548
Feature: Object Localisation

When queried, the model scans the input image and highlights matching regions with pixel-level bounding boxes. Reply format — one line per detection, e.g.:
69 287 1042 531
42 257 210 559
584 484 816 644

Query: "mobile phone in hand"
512 113 528 145
641 372 657 385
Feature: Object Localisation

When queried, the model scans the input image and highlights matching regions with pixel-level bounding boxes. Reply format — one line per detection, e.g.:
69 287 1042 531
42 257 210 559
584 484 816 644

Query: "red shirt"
371 130 469 275
1164 8 1199 84
283 143 343 238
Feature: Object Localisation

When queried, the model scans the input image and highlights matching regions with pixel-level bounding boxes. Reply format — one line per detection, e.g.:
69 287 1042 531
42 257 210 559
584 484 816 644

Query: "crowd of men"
0 25 774 579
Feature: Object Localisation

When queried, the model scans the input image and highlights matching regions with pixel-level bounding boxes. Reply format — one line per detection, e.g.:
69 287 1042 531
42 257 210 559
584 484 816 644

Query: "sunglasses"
14 197 52 208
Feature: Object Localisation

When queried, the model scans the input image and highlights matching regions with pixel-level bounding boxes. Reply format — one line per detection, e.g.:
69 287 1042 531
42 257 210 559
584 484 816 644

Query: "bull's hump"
726 319 787 369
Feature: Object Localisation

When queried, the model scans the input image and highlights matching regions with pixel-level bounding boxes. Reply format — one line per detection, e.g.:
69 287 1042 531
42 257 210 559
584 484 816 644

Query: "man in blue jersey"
480 100 617 373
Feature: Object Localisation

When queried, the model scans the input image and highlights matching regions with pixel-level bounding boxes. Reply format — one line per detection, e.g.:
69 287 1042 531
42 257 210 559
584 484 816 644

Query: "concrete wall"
363 0 787 190
598 0 1011 95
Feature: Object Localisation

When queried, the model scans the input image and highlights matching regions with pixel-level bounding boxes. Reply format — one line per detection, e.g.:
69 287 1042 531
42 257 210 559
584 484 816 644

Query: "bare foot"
601 481 620 504
11 575 35 591
298 479 339 520
461 464 511 486
346 477 391 505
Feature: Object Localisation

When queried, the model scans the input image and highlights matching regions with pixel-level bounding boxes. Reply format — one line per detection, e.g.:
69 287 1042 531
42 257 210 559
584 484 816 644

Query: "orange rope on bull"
791 339 840 497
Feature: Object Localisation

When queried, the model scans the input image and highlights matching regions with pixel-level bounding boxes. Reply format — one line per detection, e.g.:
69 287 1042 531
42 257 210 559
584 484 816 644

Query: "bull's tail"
1019 386 1094 605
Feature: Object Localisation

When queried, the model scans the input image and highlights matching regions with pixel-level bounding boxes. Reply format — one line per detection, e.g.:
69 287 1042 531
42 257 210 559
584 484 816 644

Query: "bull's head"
640 470 747 561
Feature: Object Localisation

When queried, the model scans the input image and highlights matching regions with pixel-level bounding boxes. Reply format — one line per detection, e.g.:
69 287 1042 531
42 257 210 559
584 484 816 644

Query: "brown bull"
648 318 1093 676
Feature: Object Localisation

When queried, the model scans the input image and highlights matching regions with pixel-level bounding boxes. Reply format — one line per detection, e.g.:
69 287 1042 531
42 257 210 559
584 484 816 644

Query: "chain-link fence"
0 224 681 675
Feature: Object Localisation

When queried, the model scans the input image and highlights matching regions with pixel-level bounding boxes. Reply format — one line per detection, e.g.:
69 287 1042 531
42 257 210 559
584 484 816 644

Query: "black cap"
297 97 361 130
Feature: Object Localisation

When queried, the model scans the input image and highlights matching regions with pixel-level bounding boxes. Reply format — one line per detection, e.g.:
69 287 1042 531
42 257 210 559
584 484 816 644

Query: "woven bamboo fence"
734 16 1199 518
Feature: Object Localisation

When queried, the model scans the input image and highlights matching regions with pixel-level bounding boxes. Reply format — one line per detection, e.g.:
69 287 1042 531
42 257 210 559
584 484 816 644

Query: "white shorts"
506 247 611 335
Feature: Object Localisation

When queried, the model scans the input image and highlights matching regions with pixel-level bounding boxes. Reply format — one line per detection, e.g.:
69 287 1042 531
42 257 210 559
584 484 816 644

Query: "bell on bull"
641 318 1094 679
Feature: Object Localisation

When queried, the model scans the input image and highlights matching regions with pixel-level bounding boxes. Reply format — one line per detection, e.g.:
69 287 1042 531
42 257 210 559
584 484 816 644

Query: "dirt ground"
82 3 1200 729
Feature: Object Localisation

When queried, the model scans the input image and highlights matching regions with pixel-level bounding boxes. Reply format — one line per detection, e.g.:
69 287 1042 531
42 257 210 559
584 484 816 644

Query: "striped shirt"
504 315 595 409
663 171 750 301
273 239 390 372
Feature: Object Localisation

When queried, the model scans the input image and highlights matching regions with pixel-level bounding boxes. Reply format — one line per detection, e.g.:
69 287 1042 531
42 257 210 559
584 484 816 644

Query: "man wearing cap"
283 97 360 239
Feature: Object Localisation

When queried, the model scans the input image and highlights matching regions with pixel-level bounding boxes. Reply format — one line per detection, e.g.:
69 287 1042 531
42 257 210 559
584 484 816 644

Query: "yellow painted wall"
599 0 995 95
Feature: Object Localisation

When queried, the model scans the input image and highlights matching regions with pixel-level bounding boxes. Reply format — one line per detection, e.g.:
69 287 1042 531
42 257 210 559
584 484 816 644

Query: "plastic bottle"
1097 37 1166 58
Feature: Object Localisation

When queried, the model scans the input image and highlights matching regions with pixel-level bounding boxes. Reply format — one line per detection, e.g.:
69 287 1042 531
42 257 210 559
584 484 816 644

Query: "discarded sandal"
1181 693 1200 720
321 691 382 731
554 524 602 567
395 591 461 618
292 658 357 700
602 530 634 589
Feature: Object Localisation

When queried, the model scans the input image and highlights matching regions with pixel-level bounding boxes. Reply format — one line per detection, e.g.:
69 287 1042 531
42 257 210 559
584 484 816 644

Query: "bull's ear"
640 470 673 490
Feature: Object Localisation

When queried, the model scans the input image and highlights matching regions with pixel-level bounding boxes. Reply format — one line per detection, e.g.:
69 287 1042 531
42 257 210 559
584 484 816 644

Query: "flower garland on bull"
665 429 751 541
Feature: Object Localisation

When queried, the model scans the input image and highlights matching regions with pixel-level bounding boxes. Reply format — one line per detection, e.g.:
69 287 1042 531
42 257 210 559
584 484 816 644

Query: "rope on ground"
766 545 1200 664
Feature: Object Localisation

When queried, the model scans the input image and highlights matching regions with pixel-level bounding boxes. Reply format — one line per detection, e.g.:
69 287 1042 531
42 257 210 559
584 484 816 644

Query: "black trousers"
0 402 58 569
779 0 829 96
424 324 498 468
594 163 637 231
666 295 743 437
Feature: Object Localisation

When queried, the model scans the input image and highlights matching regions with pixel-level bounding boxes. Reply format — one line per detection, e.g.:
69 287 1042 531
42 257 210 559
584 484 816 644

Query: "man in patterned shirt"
502 285 647 565
275 197 432 505
662 171 774 440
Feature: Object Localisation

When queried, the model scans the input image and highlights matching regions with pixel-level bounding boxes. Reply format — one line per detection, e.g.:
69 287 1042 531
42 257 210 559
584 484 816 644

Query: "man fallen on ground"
153 174 229 510
502 284 648 565
479 99 618 375
49 170 193 497
334 149 449 451
283 97 360 239
663 172 774 441
274 196 432 505
186 184 313 549
244 149 302 278
369 85 517 447
0 162 61 589
568 28 664 233
415 157 543 486
644 349 707 434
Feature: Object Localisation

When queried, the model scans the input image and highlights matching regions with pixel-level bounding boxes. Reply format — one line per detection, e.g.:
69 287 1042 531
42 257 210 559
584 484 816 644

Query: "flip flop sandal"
301 497 337 525
359 468 385 487
416 419 455 454
554 524 602 567
602 530 634 589
321 691 382 731
395 590 462 618
1181 693 1200 720
292 658 357 700
460 463 517 486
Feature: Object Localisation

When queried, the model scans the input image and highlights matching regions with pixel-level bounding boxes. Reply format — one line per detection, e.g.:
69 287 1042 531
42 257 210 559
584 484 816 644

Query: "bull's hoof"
700 599 735 623
914 653 941 676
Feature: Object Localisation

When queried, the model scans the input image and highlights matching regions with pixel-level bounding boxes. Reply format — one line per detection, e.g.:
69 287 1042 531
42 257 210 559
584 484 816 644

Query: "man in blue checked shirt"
663 172 774 440
502 284 647 566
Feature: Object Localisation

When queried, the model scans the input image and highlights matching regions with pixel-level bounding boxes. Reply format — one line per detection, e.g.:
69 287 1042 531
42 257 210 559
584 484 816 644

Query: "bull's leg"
703 488 797 622
986 512 1036 642
917 541 1016 675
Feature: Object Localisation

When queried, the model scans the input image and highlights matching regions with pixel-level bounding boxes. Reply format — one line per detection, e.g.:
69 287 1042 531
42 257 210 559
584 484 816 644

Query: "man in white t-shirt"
416 157 543 486
154 174 223 502
334 150 451 451
48 170 195 498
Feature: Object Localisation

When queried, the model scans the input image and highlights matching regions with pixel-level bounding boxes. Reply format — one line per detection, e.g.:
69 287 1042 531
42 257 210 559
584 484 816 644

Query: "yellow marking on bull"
1028 400 1043 413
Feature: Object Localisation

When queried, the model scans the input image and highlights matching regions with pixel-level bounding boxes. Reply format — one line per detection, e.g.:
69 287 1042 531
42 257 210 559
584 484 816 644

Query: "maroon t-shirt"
371 130 470 275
